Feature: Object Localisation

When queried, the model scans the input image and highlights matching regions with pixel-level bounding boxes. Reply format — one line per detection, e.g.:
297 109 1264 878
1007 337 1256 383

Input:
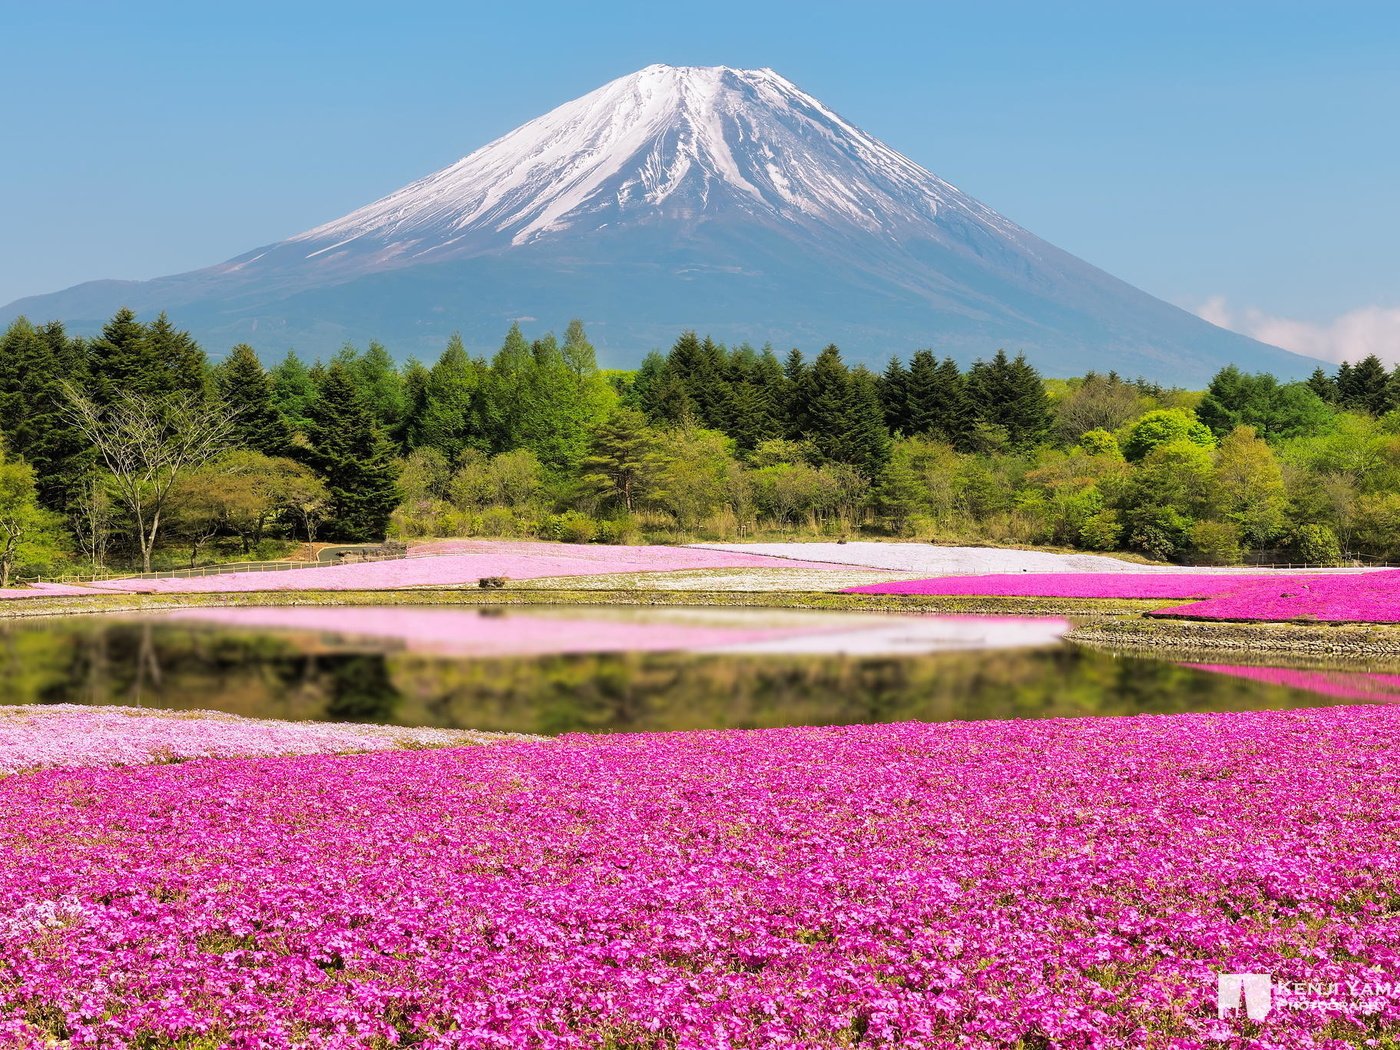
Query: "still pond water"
0 605 1395 735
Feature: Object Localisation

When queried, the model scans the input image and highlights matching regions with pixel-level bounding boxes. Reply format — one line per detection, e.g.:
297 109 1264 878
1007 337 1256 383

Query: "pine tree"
144 312 211 399
0 318 89 508
416 334 484 460
216 344 291 456
840 367 893 477
269 351 318 437
781 348 812 438
1306 367 1337 404
304 361 400 541
879 356 911 434
579 408 660 512
965 350 1051 449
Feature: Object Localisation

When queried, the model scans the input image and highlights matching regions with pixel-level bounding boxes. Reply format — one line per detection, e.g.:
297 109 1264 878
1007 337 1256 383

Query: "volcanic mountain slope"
2 64 1318 383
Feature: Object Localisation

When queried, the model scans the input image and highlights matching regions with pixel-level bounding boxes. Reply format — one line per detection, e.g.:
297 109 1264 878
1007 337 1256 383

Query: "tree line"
1 308 1399 581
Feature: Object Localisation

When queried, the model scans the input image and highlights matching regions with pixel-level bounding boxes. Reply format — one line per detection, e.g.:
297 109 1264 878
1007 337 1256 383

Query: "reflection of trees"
382 647 1367 735
0 617 1391 733
323 656 400 724
0 621 401 723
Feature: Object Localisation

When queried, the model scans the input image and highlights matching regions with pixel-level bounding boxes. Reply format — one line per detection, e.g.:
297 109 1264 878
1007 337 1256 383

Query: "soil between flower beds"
2 707 1398 1047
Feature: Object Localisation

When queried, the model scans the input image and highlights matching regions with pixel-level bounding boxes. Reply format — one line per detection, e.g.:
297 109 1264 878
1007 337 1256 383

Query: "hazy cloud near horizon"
1196 297 1400 367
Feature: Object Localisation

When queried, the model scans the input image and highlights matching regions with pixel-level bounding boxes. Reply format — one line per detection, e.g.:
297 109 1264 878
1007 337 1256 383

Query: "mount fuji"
2 64 1318 383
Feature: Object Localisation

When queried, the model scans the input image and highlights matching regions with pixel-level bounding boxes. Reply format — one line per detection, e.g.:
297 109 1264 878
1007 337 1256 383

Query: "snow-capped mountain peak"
281 64 1019 269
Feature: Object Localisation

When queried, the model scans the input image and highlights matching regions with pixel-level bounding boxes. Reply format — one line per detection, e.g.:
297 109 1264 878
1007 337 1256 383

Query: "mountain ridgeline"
1 64 1319 385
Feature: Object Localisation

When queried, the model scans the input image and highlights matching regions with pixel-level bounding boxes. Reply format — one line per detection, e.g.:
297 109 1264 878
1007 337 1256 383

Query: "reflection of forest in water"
0 616 1376 734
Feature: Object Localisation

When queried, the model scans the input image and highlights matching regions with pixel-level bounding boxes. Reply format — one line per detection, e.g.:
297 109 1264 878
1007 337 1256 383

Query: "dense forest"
1 308 1399 581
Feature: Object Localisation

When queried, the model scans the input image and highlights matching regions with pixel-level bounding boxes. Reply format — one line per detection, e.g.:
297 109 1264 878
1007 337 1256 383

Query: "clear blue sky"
3 1 1397 358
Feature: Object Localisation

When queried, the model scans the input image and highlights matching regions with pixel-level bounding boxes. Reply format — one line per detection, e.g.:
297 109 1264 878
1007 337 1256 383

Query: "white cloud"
1195 297 1400 366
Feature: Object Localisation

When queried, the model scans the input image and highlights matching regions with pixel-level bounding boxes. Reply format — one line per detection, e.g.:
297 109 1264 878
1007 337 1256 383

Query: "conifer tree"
805 345 852 462
86 308 151 405
965 350 1051 449
1334 355 1391 414
415 334 485 460
841 366 893 477
879 356 911 434
781 348 812 438
485 322 534 451
1306 367 1337 404
397 359 431 451
904 351 971 444
0 318 89 507
144 312 211 399
304 361 400 541
579 408 661 512
216 344 291 456
269 351 318 437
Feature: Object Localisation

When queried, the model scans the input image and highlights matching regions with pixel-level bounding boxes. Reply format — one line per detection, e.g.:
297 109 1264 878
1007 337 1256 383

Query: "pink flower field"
847 569 1400 624
10 542 847 597
1153 570 1400 623
2 706 1398 1047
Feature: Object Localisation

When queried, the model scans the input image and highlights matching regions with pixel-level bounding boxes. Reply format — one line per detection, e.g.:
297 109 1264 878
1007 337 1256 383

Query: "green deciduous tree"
0 446 66 586
1121 408 1215 462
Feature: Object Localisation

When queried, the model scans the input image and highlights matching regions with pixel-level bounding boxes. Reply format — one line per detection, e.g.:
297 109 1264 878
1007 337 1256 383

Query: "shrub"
1078 509 1123 551
541 511 598 544
596 515 641 545
1291 523 1342 565
1189 520 1243 566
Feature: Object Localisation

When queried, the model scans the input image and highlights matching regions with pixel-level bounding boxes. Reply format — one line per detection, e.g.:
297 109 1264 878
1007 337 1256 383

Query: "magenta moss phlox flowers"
844 572 1275 600
1153 570 1400 623
3 708 1399 1047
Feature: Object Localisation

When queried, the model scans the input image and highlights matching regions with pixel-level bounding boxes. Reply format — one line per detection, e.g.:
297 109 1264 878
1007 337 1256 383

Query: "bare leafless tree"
71 476 115 573
64 388 237 573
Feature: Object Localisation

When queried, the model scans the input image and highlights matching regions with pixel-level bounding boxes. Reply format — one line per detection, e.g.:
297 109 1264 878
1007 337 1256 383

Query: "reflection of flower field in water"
1186 663 1400 703
160 606 1071 658
2 705 1398 1046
